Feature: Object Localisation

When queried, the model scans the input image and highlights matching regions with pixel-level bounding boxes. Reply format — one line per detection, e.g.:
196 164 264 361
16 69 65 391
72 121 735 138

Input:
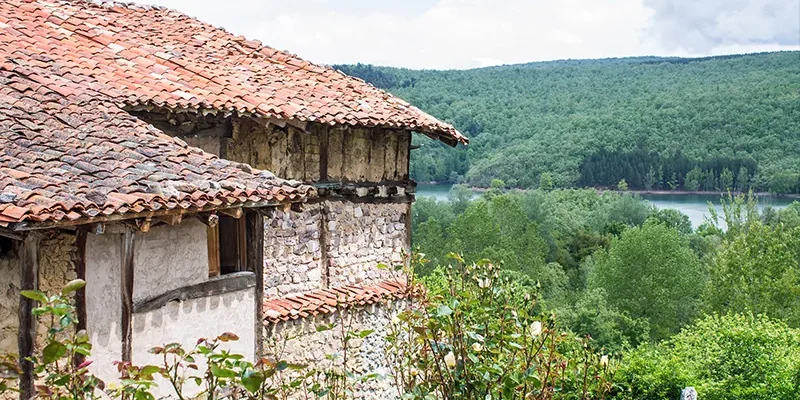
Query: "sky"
132 0 800 69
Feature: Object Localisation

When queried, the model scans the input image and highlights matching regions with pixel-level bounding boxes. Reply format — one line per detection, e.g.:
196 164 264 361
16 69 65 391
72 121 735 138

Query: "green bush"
390 254 616 399
614 314 800 400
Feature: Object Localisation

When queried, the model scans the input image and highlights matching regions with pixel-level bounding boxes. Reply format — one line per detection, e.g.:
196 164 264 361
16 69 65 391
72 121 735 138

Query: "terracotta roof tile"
0 69 315 228
0 0 467 146
262 280 408 324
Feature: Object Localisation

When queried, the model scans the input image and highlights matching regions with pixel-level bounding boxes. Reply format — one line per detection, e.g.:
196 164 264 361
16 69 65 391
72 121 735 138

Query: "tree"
448 184 474 214
720 168 734 191
736 166 750 192
538 172 554 191
646 208 693 235
705 221 800 326
616 314 800 400
617 179 628 191
589 222 705 340
684 167 703 191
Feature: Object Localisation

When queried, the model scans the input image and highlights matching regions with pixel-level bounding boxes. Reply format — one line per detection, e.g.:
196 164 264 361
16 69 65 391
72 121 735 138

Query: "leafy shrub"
614 314 800 400
387 253 616 399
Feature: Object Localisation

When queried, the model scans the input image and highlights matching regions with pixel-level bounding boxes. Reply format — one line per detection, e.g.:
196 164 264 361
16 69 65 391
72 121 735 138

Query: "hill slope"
336 52 800 194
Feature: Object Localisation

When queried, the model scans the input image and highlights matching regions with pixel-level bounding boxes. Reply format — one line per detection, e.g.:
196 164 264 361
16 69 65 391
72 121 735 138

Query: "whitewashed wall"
85 231 124 384
132 219 208 303
132 287 256 398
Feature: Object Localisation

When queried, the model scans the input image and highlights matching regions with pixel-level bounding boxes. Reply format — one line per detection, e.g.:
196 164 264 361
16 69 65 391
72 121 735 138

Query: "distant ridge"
337 51 800 194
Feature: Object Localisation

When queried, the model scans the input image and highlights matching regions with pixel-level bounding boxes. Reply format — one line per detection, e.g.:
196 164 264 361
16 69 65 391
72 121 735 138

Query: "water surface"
416 184 796 228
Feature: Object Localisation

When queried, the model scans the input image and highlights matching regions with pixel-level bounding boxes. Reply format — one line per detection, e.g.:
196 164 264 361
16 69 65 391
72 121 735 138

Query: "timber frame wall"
131 110 412 187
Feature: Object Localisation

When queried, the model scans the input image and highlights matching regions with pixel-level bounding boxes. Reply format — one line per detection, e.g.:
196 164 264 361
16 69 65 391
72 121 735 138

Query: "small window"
0 236 14 257
208 215 246 277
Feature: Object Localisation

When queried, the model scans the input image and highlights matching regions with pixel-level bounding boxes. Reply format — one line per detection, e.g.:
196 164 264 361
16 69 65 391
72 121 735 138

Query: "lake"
416 184 796 228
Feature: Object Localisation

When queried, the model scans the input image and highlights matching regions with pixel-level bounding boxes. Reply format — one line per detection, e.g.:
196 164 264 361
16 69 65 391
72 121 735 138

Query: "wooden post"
73 229 88 368
18 233 40 400
245 210 265 358
120 229 135 362
319 126 329 182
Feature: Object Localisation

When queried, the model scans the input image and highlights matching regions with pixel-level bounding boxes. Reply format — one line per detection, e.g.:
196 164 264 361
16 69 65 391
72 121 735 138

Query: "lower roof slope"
0 68 314 229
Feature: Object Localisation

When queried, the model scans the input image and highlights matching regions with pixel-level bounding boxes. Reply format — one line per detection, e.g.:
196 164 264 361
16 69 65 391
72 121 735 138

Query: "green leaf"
241 371 264 393
210 364 236 378
357 329 375 338
20 290 47 303
42 341 67 364
61 279 86 295
436 305 453 317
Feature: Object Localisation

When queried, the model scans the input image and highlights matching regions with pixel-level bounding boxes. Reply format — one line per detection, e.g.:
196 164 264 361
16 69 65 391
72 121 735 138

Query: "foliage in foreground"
614 313 800 400
386 253 615 399
1 255 618 399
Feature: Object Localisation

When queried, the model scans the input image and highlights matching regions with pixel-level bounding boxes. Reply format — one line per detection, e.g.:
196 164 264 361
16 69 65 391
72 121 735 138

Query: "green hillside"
336 52 800 194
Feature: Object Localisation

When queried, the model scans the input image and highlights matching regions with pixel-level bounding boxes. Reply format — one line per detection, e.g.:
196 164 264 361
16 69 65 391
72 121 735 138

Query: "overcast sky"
133 0 800 69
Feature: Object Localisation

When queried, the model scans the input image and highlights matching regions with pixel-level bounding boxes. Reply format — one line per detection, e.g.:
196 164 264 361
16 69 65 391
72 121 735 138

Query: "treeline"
336 51 800 194
578 149 762 192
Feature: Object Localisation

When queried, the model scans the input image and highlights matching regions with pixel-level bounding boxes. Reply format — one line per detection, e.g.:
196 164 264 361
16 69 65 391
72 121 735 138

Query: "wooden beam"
244 211 265 358
123 217 151 233
133 272 256 314
0 229 22 241
196 213 220 228
157 214 183 226
120 229 135 362
73 229 88 368
207 225 220 278
219 208 243 219
18 233 40 400
12 201 283 232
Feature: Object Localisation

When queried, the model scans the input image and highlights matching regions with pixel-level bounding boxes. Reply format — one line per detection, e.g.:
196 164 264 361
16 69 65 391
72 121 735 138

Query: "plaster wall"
133 219 208 302
132 287 256 398
85 232 124 383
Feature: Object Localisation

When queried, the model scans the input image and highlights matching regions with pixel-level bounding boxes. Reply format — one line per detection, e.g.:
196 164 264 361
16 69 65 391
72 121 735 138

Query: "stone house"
0 0 466 398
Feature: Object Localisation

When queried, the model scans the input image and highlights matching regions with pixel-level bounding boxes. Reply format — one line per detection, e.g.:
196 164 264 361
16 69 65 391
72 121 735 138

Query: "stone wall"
0 243 20 355
265 300 406 399
37 233 77 347
0 234 77 355
263 204 324 298
326 202 407 287
263 201 408 298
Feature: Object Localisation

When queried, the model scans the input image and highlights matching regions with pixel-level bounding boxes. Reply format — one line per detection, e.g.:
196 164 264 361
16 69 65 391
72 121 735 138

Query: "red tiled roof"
0 0 468 146
263 280 408 323
0 69 314 228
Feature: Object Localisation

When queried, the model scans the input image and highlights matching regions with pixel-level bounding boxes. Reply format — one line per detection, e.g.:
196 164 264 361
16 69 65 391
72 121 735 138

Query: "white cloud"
134 0 800 69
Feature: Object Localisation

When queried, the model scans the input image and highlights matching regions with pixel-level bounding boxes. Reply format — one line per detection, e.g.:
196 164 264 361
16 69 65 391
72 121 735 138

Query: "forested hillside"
337 52 800 194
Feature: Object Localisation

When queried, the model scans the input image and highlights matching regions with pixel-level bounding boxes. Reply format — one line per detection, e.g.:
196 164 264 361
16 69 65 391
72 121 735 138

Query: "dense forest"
336 51 800 194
